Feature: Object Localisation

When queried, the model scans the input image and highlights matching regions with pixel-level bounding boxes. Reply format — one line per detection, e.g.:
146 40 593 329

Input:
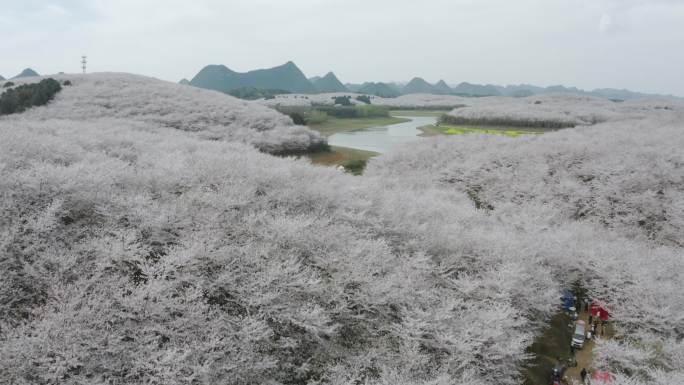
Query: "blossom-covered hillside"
0 77 681 385
442 94 683 128
1 73 325 154
366 106 684 384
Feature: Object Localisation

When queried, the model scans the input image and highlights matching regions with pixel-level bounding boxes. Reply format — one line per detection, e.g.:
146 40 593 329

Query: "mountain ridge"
186 62 680 100
190 61 316 94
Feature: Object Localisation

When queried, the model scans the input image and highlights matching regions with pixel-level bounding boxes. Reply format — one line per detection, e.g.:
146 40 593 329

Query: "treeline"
440 114 577 129
0 78 62 115
227 86 291 100
278 104 390 126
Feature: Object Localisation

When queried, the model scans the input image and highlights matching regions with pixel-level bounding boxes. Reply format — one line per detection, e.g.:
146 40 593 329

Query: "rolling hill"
0 75 681 385
190 61 316 94
6 73 324 154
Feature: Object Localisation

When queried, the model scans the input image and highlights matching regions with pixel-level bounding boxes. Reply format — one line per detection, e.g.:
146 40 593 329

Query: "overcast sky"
2 0 683 95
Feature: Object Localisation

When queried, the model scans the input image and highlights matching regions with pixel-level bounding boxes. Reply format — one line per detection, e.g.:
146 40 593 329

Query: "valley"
1 59 682 385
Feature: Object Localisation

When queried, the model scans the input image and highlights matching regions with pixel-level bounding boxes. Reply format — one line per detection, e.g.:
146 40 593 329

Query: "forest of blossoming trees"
0 74 682 385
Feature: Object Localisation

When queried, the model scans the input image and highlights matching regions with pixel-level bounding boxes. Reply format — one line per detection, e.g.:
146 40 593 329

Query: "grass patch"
390 110 449 117
420 124 544 138
306 146 379 175
310 116 410 137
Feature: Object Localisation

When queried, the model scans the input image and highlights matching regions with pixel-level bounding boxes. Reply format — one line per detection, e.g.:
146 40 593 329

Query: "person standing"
581 368 588 384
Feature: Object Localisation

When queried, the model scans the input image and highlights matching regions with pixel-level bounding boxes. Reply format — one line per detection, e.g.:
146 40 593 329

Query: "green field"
420 124 544 137
390 110 449 117
309 116 410 137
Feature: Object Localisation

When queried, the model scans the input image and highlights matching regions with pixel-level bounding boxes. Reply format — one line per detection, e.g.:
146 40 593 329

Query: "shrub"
228 86 290 100
316 106 358 118
63 80 72 86
343 159 367 175
0 78 62 115
356 95 372 104
3 82 14 88
355 104 389 118
288 111 307 125
306 110 329 125
333 96 352 106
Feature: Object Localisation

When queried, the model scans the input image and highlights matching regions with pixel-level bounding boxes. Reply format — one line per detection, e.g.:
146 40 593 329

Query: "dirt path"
564 309 614 384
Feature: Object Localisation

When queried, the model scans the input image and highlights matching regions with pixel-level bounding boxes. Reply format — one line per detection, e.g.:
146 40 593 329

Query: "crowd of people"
550 294 612 385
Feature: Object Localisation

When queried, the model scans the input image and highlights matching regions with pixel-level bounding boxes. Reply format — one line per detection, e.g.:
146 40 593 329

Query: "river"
327 116 436 154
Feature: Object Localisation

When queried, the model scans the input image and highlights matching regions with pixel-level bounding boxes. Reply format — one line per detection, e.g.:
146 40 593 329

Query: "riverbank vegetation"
420 123 544 137
390 109 449 117
277 104 409 136
307 145 377 174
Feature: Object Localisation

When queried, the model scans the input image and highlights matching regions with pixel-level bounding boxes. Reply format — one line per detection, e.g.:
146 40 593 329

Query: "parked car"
571 320 586 349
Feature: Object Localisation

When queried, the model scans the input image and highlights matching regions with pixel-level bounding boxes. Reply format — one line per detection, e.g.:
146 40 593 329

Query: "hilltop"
433 79 452 94
190 61 316 94
12 68 40 79
312 72 348 93
402 77 438 94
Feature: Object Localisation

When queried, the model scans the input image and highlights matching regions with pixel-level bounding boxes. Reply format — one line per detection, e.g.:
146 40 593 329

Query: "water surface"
328 116 435 153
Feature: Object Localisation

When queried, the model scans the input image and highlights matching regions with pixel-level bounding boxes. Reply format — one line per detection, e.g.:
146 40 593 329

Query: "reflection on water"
328 116 436 153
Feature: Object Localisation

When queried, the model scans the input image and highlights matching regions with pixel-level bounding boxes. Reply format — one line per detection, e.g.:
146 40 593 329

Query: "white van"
571 320 586 349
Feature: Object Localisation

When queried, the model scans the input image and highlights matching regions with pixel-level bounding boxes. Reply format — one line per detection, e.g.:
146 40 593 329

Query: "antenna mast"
81 56 87 74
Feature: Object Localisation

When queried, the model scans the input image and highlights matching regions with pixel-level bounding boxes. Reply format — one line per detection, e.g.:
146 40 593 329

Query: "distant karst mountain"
451 82 502 97
493 83 677 100
13 68 40 79
190 61 316 94
357 82 402 98
0 75 5 81
402 77 438 94
187 62 679 100
312 72 348 93
401 78 453 95
433 80 453 95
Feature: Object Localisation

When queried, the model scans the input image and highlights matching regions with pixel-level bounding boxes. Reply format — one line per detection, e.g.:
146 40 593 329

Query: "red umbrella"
591 301 611 320
590 302 600 317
